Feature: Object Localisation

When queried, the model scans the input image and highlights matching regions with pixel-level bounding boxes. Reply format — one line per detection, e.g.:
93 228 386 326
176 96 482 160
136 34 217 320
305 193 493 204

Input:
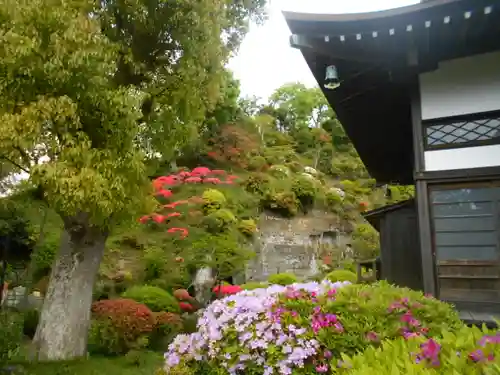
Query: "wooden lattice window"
424 111 500 150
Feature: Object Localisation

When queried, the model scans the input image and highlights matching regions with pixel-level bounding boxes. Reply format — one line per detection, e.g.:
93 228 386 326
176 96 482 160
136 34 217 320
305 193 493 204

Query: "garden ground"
8 351 163 375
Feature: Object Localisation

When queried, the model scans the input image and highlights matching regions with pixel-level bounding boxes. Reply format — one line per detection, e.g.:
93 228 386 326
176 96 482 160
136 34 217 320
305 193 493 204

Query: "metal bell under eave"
324 65 340 90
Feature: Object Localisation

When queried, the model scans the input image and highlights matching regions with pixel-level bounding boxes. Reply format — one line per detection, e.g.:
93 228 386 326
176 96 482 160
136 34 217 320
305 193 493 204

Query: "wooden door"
429 182 500 312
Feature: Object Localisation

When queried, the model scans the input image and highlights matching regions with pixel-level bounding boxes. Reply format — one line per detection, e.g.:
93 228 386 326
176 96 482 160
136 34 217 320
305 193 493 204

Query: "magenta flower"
315 364 328 373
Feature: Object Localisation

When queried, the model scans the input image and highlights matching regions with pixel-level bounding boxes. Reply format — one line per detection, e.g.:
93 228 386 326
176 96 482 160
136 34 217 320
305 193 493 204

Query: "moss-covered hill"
0 81 414 297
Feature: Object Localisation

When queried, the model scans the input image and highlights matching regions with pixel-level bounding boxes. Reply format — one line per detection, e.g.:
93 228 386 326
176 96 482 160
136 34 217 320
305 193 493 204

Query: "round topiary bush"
122 285 180 313
238 219 257 237
204 209 236 233
326 269 358 283
268 165 290 179
202 189 226 214
164 281 463 374
338 325 500 374
268 272 298 286
292 175 318 210
89 298 155 355
240 281 268 290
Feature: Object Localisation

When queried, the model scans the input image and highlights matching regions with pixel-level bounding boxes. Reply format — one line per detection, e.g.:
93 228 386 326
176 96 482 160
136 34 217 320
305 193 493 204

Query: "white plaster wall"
424 144 500 171
419 51 500 120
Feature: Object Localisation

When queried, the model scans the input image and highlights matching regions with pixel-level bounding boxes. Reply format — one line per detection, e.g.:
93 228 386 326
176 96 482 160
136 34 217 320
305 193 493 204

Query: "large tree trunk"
32 215 108 360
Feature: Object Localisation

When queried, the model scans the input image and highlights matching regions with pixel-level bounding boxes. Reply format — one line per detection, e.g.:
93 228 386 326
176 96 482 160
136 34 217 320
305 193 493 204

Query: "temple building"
284 0 500 325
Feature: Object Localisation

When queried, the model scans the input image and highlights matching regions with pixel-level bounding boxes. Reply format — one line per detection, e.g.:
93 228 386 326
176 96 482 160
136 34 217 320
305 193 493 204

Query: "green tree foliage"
0 0 266 360
98 0 266 164
269 83 333 130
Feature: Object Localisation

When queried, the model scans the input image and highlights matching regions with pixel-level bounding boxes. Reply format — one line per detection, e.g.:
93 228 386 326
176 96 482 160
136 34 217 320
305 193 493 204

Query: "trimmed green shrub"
204 209 236 233
240 281 268 290
262 191 299 217
248 155 267 171
338 325 500 374
326 269 357 283
291 175 318 210
325 189 343 212
143 247 166 282
268 165 290 179
268 272 297 286
237 219 257 237
352 223 380 259
122 285 180 313
242 173 271 196
202 189 226 214
0 310 23 363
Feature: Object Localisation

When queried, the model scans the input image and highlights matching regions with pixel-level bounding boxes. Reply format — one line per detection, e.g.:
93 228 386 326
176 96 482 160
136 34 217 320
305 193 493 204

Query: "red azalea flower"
185 176 202 183
157 189 173 198
166 212 181 218
138 215 150 223
207 151 217 158
179 302 193 312
167 227 189 239
191 167 211 176
178 171 191 178
152 214 166 223
173 289 191 300
204 177 221 184
213 285 242 295
153 175 178 190
227 175 238 180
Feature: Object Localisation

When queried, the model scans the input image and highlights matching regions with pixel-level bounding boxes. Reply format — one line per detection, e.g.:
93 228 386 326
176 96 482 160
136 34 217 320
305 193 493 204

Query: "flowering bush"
338 325 500 374
89 298 155 354
206 124 260 168
212 284 242 296
122 285 180 313
165 281 348 374
164 281 462 375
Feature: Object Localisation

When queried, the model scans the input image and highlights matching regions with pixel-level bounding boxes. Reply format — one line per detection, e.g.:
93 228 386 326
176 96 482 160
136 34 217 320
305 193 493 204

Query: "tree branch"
0 156 30 174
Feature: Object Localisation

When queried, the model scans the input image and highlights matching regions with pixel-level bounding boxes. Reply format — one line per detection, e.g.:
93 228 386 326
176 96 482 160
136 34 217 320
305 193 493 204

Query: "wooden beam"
290 34 393 65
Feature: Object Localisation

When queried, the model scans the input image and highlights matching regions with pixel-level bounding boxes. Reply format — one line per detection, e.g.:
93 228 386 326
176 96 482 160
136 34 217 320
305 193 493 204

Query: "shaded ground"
6 351 163 375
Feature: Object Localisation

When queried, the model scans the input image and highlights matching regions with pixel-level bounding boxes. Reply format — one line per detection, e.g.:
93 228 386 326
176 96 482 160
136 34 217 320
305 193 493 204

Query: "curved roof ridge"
282 0 461 23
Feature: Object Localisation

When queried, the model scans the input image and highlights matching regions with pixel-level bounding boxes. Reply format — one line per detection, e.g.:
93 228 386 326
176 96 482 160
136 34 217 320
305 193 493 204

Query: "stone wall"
245 210 351 282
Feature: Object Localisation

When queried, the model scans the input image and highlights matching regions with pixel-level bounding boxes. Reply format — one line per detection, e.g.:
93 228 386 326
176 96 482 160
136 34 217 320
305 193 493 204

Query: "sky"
227 0 419 101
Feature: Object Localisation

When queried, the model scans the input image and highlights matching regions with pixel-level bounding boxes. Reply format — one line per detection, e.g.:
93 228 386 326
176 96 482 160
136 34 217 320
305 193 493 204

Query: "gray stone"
246 210 352 282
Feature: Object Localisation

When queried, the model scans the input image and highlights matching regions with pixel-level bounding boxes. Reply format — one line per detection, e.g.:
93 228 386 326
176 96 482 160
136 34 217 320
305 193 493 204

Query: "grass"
6 351 164 375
